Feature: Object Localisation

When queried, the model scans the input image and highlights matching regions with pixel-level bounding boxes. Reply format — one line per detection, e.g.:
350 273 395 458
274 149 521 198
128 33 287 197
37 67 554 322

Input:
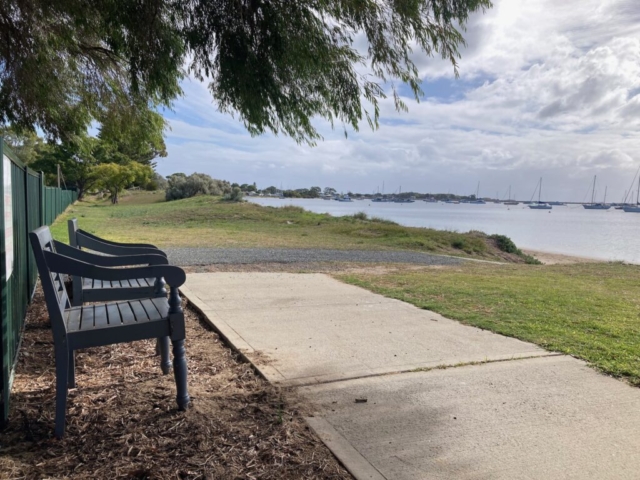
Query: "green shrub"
352 211 368 221
166 173 232 201
223 186 244 202
522 254 542 265
491 234 519 253
452 239 466 249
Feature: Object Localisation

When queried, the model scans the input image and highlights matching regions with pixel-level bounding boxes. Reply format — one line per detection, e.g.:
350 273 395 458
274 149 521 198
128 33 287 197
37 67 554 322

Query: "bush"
147 172 168 191
452 239 466 250
223 186 244 202
165 173 232 201
490 234 541 263
352 211 368 221
491 234 519 254
523 254 542 265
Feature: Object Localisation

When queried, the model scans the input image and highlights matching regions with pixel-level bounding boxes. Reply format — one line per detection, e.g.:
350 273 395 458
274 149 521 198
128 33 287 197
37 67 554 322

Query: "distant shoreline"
522 249 606 265
249 198 634 265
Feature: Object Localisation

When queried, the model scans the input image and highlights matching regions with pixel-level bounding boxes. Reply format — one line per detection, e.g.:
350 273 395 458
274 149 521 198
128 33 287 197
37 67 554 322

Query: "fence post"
39 172 44 227
0 138 7 424
23 168 29 303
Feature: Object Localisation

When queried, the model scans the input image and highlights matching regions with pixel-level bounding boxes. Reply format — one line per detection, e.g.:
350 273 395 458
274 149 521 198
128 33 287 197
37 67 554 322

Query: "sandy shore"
523 249 605 265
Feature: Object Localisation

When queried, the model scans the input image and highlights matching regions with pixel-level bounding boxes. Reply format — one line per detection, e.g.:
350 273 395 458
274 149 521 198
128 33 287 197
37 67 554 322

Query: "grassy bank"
339 262 640 385
51 191 533 262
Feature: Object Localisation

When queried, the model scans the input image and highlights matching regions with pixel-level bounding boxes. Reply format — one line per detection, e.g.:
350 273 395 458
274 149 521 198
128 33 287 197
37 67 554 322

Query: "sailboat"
469 182 486 204
372 181 391 202
504 185 519 205
623 176 640 212
529 178 552 209
583 176 611 210
393 186 415 203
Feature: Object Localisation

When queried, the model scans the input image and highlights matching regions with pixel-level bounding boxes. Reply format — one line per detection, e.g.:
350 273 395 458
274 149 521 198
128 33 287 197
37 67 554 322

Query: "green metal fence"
0 138 78 423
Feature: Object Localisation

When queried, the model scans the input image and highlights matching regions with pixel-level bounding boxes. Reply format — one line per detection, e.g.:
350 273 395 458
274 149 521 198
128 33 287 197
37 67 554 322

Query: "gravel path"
166 247 464 266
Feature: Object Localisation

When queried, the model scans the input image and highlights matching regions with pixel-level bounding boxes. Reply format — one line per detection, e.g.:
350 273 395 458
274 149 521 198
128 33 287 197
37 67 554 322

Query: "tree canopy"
94 162 153 204
15 102 167 199
0 0 491 144
29 134 99 199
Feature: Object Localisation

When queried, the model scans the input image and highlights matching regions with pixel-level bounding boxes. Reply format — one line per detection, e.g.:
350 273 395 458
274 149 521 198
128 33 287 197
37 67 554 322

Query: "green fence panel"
0 137 77 423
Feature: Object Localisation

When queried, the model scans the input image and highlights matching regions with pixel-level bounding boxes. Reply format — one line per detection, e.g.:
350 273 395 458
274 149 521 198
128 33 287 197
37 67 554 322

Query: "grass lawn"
339 262 640 385
50 191 532 262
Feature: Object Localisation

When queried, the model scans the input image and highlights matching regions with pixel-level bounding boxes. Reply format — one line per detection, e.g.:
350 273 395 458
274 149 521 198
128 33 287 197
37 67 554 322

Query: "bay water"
249 197 640 263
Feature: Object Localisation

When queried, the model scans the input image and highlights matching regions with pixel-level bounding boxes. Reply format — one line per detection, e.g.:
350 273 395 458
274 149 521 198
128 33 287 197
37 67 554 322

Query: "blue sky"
157 0 640 202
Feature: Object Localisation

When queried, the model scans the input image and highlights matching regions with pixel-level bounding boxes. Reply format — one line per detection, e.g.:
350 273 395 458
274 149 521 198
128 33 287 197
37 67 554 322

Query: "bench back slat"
68 218 79 248
29 227 69 337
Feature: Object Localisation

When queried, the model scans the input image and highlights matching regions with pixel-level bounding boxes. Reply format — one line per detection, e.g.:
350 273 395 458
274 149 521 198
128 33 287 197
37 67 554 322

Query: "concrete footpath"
182 273 640 480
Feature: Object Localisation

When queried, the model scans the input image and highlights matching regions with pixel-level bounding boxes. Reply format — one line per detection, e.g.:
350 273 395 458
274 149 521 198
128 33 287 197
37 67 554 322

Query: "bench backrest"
68 218 79 248
29 227 69 339
68 218 166 257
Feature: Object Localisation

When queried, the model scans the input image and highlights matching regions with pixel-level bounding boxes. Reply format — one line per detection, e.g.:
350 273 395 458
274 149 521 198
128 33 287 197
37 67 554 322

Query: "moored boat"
502 186 519 205
622 176 640 212
583 176 611 210
528 178 552 210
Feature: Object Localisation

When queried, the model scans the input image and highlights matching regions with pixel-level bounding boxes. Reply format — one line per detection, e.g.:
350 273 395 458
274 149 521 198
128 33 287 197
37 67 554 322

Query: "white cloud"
158 0 640 202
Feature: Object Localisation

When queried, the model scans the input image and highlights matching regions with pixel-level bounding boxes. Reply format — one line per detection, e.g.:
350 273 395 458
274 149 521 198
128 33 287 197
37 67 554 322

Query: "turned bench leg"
172 339 190 410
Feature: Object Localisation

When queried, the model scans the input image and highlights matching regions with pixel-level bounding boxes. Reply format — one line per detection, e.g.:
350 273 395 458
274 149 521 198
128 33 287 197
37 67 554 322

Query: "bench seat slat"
152 297 169 318
140 299 162 321
117 302 137 325
67 308 81 331
81 305 94 329
106 303 121 326
129 300 149 322
94 305 109 328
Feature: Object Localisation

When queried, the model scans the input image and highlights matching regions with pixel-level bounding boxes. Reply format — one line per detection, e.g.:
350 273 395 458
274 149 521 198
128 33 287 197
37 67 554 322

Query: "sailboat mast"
603 186 607 204
539 177 542 203
591 176 596 205
509 185 511 201
637 176 639 205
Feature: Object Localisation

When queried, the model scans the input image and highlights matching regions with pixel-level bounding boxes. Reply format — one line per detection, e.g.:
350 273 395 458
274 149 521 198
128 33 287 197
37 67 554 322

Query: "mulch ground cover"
0 288 351 479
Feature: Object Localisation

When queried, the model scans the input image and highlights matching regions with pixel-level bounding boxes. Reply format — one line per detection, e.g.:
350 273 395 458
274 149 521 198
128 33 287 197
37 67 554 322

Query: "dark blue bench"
30 226 190 438
68 218 168 306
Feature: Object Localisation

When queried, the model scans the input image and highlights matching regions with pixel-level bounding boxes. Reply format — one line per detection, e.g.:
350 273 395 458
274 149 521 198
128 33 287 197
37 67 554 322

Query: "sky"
158 0 640 202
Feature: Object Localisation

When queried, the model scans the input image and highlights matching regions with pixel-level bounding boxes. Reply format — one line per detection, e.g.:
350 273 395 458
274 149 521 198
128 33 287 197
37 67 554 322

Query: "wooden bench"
68 218 169 306
30 226 190 438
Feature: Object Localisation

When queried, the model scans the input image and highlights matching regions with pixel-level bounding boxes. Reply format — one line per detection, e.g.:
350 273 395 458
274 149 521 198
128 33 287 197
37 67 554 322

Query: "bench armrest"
76 233 168 258
44 251 186 287
54 241 169 267
78 228 160 249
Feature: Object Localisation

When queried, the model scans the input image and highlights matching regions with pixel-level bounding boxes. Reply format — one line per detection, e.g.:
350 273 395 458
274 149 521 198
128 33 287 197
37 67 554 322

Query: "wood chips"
0 289 351 480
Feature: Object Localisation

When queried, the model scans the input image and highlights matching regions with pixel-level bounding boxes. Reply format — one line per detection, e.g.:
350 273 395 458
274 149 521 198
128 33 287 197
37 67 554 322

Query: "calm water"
249 197 640 263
